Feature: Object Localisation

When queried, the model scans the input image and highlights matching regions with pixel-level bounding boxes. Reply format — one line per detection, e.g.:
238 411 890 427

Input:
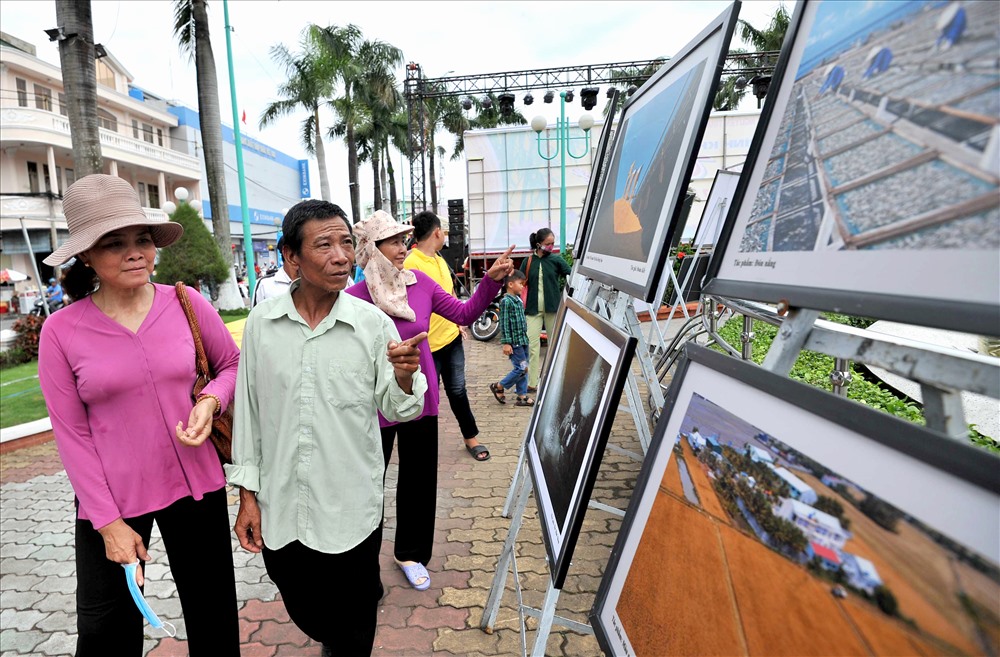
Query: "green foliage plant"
153 202 230 296
712 314 998 453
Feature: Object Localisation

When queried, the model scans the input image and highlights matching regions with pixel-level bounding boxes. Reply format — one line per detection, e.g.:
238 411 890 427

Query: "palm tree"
54 1 102 176
386 109 412 217
352 38 404 213
715 4 790 110
309 24 365 222
259 36 332 201
172 0 242 308
604 58 669 117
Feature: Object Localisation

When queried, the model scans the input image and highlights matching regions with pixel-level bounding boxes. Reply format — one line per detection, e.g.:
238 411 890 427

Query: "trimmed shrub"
154 202 229 298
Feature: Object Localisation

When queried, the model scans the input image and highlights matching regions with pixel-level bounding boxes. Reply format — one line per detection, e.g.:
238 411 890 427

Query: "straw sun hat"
43 174 184 266
354 209 413 268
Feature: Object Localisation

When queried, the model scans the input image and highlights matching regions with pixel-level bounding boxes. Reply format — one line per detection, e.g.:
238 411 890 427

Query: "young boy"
490 270 534 406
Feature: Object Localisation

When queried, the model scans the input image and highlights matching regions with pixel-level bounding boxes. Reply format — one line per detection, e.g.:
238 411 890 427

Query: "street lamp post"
531 92 593 254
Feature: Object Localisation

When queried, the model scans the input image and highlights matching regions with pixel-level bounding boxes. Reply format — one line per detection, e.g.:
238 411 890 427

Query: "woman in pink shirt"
346 210 514 592
37 175 240 656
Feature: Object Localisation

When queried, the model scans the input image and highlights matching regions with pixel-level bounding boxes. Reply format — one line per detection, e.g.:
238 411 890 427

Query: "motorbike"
470 289 547 344
470 289 502 341
30 297 65 316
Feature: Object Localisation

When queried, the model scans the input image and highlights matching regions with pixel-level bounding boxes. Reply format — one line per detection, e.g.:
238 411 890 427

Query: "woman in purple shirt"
37 175 240 656
346 210 514 591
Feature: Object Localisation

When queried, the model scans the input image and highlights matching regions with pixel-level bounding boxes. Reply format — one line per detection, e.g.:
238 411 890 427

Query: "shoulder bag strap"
175 282 211 380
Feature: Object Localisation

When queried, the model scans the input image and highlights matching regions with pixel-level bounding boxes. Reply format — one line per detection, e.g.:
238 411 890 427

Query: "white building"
841 552 883 594
747 444 775 465
774 466 818 505
168 105 309 271
687 429 707 451
1 32 201 304
0 30 306 310
774 497 848 551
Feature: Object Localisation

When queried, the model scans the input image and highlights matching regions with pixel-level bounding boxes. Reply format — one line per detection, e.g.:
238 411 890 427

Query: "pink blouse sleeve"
430 274 502 327
38 321 121 528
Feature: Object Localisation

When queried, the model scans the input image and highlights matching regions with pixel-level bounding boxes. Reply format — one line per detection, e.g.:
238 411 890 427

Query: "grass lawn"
0 309 245 431
0 360 47 429
219 308 250 324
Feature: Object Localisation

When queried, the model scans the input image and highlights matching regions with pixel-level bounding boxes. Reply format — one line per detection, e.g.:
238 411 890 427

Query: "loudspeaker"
448 198 464 217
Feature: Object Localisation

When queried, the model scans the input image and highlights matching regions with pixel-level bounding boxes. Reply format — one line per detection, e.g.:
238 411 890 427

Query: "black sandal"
489 382 506 405
466 443 491 461
515 396 535 407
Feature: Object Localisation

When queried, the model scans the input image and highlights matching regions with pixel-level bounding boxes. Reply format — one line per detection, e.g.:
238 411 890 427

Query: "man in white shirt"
251 237 297 307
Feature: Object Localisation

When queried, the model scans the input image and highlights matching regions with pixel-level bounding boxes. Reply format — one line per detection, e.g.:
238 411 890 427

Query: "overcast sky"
1 0 791 214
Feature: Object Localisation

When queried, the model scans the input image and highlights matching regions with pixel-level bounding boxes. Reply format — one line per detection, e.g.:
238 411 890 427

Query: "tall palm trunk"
347 123 360 223
371 148 382 211
314 109 331 201
55 1 102 176
379 146 389 212
428 130 439 216
386 144 398 218
191 0 241 309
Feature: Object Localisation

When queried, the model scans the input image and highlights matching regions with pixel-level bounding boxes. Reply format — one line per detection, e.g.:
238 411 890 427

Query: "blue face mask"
123 562 176 637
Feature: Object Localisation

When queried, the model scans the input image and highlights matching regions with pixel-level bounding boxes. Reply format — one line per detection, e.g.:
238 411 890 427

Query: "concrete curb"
0 417 51 443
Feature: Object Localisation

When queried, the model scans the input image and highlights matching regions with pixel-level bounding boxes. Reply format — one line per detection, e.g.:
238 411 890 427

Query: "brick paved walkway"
0 335 648 656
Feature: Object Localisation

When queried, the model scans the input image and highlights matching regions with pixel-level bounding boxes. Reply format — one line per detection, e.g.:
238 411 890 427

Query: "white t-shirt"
252 268 294 307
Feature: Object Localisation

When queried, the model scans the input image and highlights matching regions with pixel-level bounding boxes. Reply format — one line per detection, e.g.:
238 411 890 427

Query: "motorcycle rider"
46 277 65 309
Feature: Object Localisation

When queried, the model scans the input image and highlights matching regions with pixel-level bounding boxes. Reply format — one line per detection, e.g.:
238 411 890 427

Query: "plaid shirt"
499 293 529 346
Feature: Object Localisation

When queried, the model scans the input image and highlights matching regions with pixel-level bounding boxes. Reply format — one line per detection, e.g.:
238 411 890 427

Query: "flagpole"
223 0 256 294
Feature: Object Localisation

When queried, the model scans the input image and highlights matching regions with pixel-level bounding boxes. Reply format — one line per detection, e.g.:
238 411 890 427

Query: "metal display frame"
576 2 741 302
702 0 1000 336
591 343 1000 656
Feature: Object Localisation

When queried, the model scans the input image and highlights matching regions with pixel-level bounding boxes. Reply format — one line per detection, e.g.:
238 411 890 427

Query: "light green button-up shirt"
225 282 427 554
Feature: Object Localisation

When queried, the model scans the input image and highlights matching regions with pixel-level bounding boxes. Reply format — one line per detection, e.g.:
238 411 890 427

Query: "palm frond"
172 0 195 60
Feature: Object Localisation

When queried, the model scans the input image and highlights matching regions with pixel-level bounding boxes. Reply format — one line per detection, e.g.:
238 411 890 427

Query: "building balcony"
0 107 200 177
0 193 167 230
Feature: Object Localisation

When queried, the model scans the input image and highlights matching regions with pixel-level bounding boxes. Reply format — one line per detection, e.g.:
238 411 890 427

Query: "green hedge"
712 314 998 453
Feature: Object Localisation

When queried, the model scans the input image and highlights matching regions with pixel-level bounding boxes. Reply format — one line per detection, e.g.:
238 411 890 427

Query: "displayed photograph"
706 0 1000 334
593 344 999 657
573 88 622 261
578 3 740 302
693 169 742 247
526 298 637 588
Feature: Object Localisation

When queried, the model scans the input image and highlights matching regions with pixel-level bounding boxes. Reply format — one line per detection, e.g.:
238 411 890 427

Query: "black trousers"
432 335 480 440
262 527 383 656
74 487 239 657
380 414 438 565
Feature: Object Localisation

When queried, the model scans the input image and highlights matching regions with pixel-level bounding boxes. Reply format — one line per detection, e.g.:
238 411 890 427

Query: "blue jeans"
432 336 479 439
500 344 529 396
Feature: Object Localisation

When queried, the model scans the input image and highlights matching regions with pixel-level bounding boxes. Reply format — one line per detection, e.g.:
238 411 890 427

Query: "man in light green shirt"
226 200 428 657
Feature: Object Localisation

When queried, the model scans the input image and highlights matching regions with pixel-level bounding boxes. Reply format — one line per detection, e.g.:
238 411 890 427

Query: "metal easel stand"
500 278 653 517
714 297 999 440
481 476 595 657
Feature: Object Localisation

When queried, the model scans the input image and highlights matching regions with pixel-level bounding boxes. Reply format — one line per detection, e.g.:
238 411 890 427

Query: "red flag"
241 110 247 125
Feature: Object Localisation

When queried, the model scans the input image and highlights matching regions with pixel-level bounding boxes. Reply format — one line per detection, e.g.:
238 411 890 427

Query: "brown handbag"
175 282 234 465
520 255 533 306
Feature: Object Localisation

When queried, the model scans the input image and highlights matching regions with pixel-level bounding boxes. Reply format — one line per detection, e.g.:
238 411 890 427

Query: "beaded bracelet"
196 393 223 418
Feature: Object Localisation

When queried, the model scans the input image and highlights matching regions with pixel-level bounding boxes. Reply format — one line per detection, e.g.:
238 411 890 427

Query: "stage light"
523 92 534 105
460 97 473 111
498 92 516 115
564 89 575 103
580 87 599 111
481 95 493 110
627 84 638 96
606 87 616 98
543 90 554 103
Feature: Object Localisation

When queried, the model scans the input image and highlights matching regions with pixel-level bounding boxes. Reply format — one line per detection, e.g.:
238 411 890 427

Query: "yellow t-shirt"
404 248 461 352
